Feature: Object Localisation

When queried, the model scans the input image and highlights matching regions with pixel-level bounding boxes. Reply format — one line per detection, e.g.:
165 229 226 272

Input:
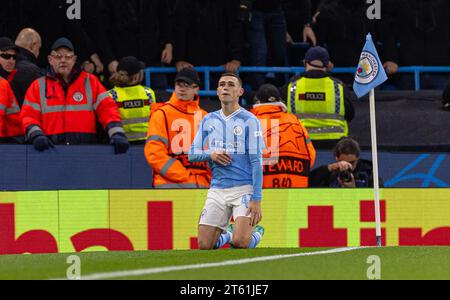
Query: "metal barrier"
145 66 450 96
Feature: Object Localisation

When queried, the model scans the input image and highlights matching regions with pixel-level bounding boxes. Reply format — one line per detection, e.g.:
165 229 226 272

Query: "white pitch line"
53 247 368 280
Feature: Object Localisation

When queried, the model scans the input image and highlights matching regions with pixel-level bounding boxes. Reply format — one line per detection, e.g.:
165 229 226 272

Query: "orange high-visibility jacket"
252 102 316 188
145 93 211 188
21 70 124 144
0 76 23 139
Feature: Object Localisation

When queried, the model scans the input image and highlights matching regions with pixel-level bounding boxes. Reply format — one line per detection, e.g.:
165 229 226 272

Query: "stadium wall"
1 189 450 255
0 145 448 190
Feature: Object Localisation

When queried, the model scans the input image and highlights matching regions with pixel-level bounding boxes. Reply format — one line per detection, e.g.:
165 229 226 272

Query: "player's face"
217 76 244 105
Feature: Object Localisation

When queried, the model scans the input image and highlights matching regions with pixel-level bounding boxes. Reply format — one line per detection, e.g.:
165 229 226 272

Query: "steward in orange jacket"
21 38 129 153
145 68 211 188
0 76 23 142
252 84 316 188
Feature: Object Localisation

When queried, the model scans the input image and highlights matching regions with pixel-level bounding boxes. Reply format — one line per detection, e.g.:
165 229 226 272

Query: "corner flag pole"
369 89 382 247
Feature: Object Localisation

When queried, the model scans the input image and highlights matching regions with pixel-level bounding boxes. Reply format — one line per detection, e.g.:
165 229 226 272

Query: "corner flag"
354 33 386 247
353 33 388 98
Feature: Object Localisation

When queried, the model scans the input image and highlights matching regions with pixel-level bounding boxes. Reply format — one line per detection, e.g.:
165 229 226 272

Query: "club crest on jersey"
355 51 379 85
73 92 84 102
234 125 243 136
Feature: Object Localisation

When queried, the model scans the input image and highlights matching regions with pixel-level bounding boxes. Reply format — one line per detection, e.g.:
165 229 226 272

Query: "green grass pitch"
1 247 449 280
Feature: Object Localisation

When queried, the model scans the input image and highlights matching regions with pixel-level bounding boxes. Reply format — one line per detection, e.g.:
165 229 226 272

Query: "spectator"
252 83 316 188
283 0 315 45
21 38 129 154
173 0 244 76
22 0 100 71
309 137 384 188
0 38 23 143
13 28 42 107
145 68 211 189
109 56 156 144
283 0 316 65
244 0 315 89
95 0 174 90
313 0 378 84
382 0 450 90
78 0 105 76
281 46 354 149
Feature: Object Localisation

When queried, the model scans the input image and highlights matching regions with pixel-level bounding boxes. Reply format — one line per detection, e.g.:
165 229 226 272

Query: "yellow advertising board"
1 189 450 254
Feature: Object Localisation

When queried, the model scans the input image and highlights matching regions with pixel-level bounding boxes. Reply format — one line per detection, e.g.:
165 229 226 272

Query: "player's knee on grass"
197 238 216 250
232 218 253 249
232 235 251 249
198 225 222 250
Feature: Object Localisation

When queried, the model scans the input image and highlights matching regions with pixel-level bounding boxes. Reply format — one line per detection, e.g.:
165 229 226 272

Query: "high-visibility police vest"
287 76 348 141
109 85 155 142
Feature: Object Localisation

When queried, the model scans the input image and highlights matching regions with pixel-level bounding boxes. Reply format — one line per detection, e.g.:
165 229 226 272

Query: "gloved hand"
110 133 130 154
33 135 54 152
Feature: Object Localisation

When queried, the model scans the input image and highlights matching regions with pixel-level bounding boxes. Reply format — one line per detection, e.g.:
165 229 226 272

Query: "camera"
338 170 353 183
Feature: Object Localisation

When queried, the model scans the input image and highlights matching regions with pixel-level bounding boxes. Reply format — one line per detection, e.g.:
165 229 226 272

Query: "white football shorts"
199 185 254 231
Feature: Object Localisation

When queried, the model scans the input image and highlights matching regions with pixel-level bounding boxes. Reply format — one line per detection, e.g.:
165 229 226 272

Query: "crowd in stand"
1 0 449 145
1 1 449 90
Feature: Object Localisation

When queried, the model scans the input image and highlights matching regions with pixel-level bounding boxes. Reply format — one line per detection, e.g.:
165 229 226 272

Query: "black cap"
51 37 75 52
255 84 282 103
305 46 330 68
117 56 146 76
0 37 18 52
175 68 200 86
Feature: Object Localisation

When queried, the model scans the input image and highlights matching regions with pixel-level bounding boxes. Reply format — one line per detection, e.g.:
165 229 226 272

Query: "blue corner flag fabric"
353 33 388 99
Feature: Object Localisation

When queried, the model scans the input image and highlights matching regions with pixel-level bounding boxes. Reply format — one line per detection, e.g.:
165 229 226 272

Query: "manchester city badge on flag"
353 33 388 99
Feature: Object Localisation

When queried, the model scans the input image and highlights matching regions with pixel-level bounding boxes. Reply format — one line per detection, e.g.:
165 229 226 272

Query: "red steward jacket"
0 76 23 139
21 69 124 144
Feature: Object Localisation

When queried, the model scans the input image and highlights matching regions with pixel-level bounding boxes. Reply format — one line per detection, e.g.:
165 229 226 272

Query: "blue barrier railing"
145 66 450 96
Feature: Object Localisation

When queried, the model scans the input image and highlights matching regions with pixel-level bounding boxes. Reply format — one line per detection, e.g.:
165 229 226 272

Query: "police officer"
281 46 355 149
109 56 156 144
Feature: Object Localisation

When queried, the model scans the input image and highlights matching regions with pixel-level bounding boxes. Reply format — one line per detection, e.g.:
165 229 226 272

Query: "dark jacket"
314 0 378 67
282 0 313 41
12 47 42 107
21 0 95 67
309 158 384 188
95 0 173 66
0 0 24 37
253 0 282 12
381 0 450 66
280 69 355 122
173 0 244 66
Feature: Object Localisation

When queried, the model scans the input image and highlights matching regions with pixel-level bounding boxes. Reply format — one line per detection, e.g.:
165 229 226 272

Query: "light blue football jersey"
189 108 265 201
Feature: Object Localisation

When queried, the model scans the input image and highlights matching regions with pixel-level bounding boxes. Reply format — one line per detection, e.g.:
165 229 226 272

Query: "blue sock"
214 231 232 249
248 232 263 249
